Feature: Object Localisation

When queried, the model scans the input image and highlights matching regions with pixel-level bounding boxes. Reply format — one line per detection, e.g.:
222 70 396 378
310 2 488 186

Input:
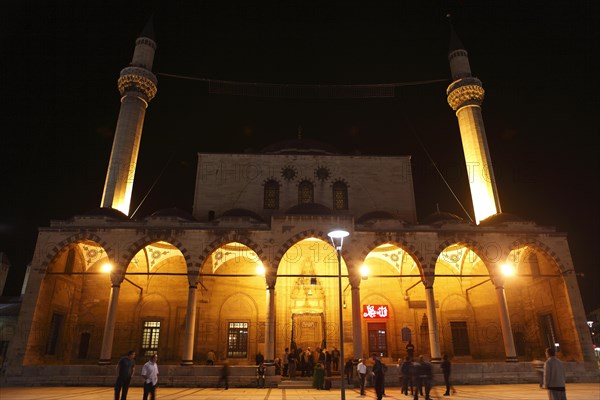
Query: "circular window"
281 166 297 181
315 166 330 181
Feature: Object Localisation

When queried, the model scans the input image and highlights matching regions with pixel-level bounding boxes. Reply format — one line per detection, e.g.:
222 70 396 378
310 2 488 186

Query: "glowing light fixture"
500 262 515 277
256 263 265 276
360 264 369 280
101 263 113 273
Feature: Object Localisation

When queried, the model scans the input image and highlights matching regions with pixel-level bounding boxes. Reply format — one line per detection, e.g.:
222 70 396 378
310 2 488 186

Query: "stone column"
493 278 518 362
181 285 198 365
98 273 123 364
424 276 441 362
265 285 276 361
351 285 363 360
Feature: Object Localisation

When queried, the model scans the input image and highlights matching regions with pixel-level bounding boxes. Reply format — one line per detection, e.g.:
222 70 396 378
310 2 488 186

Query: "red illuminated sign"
362 304 389 319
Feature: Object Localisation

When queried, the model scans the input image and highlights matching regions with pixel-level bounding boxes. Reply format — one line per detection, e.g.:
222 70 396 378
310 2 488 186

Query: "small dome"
421 211 465 225
479 212 527 226
261 138 339 155
79 207 129 221
149 208 197 221
220 208 265 222
356 211 402 224
286 202 334 215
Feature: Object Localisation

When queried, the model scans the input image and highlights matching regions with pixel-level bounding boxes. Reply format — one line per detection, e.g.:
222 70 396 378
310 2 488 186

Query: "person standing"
255 351 264 365
283 347 289 377
312 362 325 389
411 356 423 399
543 347 567 400
419 355 433 400
371 353 385 400
206 349 215 365
331 347 340 372
441 354 455 396
141 354 159 400
344 358 354 384
357 358 367 395
257 362 266 388
406 340 415 359
400 356 412 396
114 350 135 400
218 361 230 390
288 350 297 379
324 349 332 377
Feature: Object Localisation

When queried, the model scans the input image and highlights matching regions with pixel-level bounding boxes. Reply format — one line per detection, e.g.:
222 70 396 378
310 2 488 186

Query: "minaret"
446 18 501 224
101 19 157 215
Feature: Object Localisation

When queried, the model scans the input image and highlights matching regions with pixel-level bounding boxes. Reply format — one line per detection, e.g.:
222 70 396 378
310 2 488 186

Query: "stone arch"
359 236 425 274
508 238 566 274
273 230 332 269
361 292 396 314
120 233 192 273
440 293 475 319
433 238 490 267
218 292 260 358
40 231 113 272
220 292 260 319
198 232 266 271
135 292 171 320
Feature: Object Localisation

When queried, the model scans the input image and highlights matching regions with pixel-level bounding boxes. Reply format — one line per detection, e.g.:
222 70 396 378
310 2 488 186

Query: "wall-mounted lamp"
360 264 369 280
256 263 266 276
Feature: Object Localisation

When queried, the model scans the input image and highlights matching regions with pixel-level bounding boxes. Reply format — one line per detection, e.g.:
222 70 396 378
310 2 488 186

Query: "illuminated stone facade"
3 22 597 386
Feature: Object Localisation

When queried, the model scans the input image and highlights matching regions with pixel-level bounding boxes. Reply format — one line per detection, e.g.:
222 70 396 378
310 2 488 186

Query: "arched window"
264 180 280 209
401 327 412 342
298 180 314 204
332 181 348 210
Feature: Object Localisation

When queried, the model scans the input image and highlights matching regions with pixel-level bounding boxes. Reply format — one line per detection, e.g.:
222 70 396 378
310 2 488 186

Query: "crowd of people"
112 343 567 399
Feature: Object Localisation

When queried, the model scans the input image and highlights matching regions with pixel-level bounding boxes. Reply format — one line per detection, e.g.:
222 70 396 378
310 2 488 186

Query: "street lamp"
328 229 349 400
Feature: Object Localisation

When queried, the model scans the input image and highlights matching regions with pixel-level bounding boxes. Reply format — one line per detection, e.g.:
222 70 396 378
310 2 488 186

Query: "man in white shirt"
357 358 367 395
141 354 159 400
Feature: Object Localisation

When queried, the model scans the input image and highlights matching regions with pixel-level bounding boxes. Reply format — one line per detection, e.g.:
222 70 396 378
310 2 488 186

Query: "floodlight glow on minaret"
101 19 157 215
446 18 501 224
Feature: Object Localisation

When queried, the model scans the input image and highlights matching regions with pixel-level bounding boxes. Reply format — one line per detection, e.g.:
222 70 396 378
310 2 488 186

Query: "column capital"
109 271 124 286
423 273 435 288
491 275 506 288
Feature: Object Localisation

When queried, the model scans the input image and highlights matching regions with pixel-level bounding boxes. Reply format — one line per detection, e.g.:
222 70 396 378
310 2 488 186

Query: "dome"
261 138 339 155
356 211 402 224
285 202 334 215
479 212 527 226
148 208 197 221
421 211 465 225
220 208 265 222
79 207 129 221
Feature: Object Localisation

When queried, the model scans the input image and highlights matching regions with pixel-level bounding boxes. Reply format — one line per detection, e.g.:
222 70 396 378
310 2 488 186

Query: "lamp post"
328 229 349 400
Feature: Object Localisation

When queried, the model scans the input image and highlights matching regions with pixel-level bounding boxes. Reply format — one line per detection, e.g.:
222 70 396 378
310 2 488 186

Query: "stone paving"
0 384 598 400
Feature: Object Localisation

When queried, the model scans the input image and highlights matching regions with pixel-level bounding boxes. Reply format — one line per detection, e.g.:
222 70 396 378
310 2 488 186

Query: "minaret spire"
101 18 158 215
446 16 501 224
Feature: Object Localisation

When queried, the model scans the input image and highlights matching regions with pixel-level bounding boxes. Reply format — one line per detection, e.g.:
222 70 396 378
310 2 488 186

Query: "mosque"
3 19 596 386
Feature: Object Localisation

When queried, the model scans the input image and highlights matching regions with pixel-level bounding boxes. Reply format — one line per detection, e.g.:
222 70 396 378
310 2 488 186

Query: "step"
278 379 314 389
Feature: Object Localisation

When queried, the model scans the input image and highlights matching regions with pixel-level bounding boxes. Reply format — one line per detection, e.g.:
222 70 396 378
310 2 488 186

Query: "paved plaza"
0 384 598 400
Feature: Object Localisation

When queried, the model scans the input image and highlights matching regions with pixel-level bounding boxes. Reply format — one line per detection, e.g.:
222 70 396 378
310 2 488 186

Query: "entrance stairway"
278 375 350 389
278 377 314 389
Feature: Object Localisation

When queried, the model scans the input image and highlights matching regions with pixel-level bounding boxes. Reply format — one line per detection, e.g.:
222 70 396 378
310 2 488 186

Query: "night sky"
1 2 598 312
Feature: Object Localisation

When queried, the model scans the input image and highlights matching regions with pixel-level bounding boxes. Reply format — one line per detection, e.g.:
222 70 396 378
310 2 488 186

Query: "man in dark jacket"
371 353 386 400
114 350 135 400
414 355 432 400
